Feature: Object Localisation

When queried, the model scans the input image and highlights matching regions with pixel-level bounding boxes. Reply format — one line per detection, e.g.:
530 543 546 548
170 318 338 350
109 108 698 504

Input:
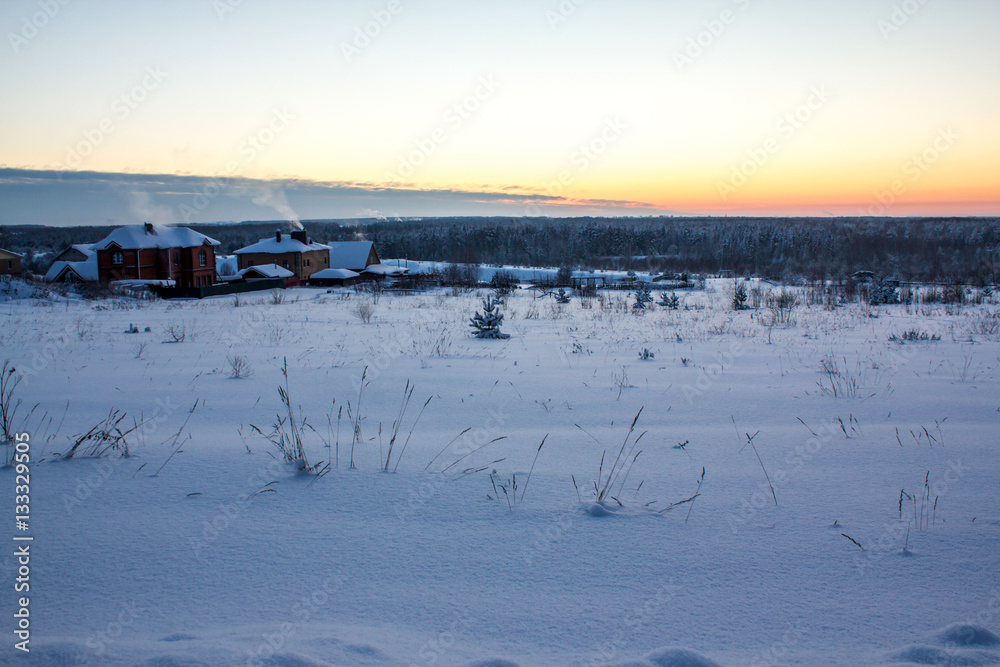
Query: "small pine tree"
732 279 749 311
469 295 510 339
658 292 680 309
633 285 653 310
555 288 571 304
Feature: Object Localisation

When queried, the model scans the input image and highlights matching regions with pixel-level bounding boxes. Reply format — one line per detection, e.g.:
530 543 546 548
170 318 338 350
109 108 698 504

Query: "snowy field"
1 278 999 666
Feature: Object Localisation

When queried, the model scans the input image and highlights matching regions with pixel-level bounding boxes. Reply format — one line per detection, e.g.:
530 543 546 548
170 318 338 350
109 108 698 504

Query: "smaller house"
327 241 380 273
0 248 23 276
44 244 98 282
238 264 294 283
235 229 329 285
309 268 361 287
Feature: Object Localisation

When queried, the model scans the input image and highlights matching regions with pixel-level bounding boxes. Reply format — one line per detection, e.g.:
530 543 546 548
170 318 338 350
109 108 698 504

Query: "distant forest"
2 216 998 285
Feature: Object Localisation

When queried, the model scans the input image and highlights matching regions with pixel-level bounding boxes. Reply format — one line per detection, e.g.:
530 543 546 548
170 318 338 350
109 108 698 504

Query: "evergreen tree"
469 295 510 339
633 285 653 310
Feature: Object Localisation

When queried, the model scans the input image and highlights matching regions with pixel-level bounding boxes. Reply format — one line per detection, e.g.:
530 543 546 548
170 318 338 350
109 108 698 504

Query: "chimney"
144 222 154 234
290 229 308 245
276 230 282 243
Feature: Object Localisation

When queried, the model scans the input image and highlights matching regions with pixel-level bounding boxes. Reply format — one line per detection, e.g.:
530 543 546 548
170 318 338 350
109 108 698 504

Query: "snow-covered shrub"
226 354 254 378
768 289 798 325
163 323 187 343
469 295 510 339
490 270 518 296
353 299 376 324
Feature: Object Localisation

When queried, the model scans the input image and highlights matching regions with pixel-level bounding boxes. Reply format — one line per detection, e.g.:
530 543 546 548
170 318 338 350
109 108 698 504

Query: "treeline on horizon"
2 216 998 285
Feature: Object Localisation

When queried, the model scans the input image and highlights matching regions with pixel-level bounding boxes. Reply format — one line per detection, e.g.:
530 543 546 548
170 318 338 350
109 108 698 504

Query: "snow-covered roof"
363 264 408 276
327 241 375 269
44 257 99 282
309 268 360 280
72 244 96 258
93 224 220 251
237 264 294 279
235 236 328 255
0 248 23 258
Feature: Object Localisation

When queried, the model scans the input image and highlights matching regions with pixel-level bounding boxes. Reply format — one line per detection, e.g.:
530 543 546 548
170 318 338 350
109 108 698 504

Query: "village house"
327 241 380 273
44 243 98 282
234 230 329 285
0 248 23 276
91 223 220 288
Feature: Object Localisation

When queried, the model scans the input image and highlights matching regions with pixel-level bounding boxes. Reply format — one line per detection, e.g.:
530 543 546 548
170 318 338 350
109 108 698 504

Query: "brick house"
91 223 220 288
0 248 22 276
234 229 330 285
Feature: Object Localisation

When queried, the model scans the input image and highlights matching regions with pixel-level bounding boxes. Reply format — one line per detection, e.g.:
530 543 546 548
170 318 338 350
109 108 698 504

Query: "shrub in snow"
639 348 654 360
659 292 680 309
555 288 571 304
469 295 510 339
490 270 518 296
633 285 653 310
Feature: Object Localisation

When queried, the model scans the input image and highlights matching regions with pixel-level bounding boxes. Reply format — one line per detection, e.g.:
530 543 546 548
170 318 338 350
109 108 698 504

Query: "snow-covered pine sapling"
555 289 571 304
732 279 749 311
657 291 680 309
633 286 653 311
638 348 654 360
469 295 510 339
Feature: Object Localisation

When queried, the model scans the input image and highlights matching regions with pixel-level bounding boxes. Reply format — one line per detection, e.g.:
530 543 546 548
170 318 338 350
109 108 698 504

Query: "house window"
282 260 288 268
305 259 310 267
199 250 207 267
6 261 11 270
173 252 179 266
112 252 123 265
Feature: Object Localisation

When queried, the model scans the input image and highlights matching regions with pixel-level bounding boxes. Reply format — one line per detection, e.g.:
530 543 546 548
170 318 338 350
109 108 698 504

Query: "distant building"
237 264 294 284
0 248 23 276
234 230 329 285
308 268 361 287
327 241 380 273
91 223 220 287
44 244 98 282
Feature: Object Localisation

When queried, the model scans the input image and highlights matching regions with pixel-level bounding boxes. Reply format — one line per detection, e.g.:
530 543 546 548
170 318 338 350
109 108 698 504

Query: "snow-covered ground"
1 278 999 666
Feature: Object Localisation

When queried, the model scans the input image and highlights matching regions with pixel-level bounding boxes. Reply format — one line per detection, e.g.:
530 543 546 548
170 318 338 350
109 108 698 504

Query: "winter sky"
1 0 999 225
